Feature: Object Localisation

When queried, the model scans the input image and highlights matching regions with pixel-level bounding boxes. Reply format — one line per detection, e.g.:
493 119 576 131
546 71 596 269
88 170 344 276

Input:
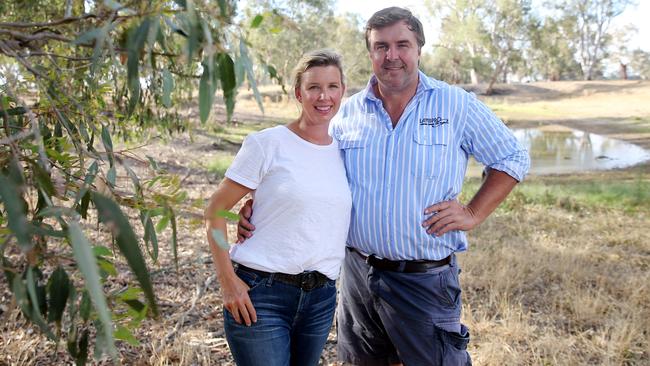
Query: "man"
238 7 529 366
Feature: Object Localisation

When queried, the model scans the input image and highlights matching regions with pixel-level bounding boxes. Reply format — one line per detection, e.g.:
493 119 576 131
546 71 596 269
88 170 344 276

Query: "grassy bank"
459 168 649 365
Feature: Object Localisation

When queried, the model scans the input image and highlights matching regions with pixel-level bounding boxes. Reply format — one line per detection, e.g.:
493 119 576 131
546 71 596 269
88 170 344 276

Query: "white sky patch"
335 0 649 53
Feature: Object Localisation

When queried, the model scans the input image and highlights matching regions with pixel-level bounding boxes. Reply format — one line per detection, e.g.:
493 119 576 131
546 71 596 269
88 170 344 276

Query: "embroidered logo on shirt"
419 117 449 127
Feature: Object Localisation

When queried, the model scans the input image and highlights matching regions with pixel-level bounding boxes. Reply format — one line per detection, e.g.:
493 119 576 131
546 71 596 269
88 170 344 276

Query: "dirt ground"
1 80 649 365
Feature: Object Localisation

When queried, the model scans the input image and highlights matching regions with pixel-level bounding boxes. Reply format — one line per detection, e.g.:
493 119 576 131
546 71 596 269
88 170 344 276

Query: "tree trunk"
466 42 480 84
470 69 479 85
619 63 628 80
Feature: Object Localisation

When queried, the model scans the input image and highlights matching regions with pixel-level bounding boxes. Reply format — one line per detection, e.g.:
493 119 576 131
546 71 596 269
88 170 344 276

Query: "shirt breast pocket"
338 138 368 182
411 127 448 179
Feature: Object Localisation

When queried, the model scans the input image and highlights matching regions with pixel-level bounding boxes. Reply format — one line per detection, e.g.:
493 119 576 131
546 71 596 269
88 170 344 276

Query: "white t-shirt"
225 125 352 279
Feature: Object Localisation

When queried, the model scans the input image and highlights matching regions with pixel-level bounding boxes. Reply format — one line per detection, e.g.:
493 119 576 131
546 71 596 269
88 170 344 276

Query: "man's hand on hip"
236 199 255 243
422 200 480 236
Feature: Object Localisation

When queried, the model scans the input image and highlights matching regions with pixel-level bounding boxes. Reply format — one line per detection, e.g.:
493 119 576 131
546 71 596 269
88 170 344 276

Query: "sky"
335 1 650 53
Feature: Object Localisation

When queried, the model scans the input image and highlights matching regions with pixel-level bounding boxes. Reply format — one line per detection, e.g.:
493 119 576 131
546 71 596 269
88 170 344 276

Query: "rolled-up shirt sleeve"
462 94 530 181
225 134 268 189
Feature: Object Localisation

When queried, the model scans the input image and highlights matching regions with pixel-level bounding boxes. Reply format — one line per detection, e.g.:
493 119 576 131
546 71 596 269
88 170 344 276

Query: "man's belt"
234 263 331 291
348 247 451 273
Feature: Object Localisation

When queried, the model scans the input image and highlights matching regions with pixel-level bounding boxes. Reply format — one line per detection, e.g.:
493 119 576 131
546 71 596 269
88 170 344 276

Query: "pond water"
467 125 650 176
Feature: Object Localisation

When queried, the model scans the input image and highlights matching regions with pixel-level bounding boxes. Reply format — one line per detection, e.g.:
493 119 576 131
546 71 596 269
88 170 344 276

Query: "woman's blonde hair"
292 49 345 92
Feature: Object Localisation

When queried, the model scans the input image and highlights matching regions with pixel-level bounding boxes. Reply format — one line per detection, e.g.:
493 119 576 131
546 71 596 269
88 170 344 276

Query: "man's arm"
422 169 518 236
236 199 255 243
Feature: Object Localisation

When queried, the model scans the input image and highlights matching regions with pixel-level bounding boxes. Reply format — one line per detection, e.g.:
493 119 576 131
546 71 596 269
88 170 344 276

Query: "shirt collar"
362 70 439 103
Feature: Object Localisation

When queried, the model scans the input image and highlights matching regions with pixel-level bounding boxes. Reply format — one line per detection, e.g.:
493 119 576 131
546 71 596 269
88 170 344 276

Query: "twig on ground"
156 274 216 352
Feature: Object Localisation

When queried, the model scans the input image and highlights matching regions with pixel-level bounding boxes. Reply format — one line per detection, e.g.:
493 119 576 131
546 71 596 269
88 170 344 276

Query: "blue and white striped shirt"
330 71 530 260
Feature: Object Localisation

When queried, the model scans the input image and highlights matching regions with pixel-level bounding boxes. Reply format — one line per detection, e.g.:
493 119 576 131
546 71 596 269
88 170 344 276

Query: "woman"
204 49 351 366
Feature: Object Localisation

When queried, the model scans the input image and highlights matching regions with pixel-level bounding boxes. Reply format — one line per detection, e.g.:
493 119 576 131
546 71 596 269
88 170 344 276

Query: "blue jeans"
223 266 337 366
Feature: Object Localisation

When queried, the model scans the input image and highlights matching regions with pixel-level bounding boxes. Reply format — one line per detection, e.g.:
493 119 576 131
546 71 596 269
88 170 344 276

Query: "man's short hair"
365 7 425 51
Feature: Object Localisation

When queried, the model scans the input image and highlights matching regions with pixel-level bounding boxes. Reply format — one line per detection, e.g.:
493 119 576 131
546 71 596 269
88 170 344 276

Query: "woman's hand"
220 274 257 326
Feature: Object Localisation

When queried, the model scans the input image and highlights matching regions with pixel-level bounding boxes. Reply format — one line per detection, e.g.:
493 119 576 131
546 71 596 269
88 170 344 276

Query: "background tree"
608 24 639 79
552 0 634 80
482 0 531 94
0 0 264 363
629 49 650 79
427 0 489 85
327 12 371 89
242 0 371 90
525 15 582 81
243 0 336 88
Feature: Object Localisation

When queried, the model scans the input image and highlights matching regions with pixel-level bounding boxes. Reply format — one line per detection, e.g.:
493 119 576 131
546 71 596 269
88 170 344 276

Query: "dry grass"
461 195 649 365
2 80 650 365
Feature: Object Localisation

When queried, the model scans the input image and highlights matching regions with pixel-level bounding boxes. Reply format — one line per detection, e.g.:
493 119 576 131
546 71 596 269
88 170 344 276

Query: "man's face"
367 21 420 94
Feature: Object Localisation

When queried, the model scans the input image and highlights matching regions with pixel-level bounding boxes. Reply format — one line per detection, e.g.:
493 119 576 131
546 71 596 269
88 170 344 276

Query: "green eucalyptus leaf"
239 40 264 113
141 211 158 261
67 324 78 358
115 326 140 346
77 328 90 366
97 258 118 277
211 229 229 250
47 267 70 325
123 162 141 197
146 156 159 171
107 166 117 187
79 191 91 219
26 267 55 339
74 161 98 219
155 212 170 233
74 161 98 207
31 161 55 198
103 0 126 11
93 246 112 257
251 14 264 28
217 0 228 17
125 17 151 115
217 53 237 122
11 275 32 320
100 126 114 167
79 290 91 322
199 63 215 124
215 210 239 221
170 208 178 270
68 222 116 358
0 175 32 250
117 287 142 301
31 223 67 238
73 28 101 46
123 298 146 313
92 193 158 316
0 106 27 116
127 53 140 115
162 68 173 108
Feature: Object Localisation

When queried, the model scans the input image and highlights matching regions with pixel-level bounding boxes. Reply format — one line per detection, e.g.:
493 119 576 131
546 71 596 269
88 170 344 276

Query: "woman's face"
295 65 345 125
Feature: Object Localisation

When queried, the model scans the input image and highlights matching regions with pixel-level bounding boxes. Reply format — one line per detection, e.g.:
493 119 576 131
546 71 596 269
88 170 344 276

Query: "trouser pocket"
437 323 472 366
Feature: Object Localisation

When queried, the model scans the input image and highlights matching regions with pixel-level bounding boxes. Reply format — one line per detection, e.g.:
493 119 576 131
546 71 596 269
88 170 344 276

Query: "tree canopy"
1 0 264 363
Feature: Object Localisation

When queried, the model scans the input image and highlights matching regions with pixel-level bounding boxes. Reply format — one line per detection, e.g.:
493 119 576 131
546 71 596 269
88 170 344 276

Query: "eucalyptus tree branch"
0 9 182 29
0 130 35 146
0 14 98 28
168 69 201 79
18 52 92 61
0 77 51 173
0 29 72 43
0 40 47 78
